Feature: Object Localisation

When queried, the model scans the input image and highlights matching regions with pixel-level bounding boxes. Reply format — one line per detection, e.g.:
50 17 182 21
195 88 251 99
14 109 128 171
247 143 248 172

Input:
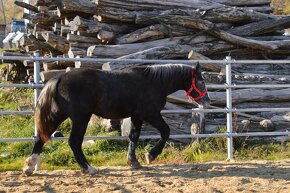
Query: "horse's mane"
134 64 192 82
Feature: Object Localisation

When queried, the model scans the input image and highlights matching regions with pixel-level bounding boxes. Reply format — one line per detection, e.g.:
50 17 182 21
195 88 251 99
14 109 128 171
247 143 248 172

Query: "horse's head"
185 63 210 107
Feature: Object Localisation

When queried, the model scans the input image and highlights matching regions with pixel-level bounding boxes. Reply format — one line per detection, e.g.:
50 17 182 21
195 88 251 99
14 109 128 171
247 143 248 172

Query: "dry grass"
272 0 290 15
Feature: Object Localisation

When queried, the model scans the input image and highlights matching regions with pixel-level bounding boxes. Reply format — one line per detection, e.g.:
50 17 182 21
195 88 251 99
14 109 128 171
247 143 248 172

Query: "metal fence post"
225 56 234 160
33 53 41 139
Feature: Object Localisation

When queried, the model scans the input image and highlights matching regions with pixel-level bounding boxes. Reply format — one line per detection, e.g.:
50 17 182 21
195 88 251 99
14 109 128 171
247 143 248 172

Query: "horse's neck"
162 73 187 95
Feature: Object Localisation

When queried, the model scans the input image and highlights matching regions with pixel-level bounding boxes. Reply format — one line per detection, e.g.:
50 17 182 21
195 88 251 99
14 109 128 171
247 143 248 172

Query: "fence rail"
1 55 290 160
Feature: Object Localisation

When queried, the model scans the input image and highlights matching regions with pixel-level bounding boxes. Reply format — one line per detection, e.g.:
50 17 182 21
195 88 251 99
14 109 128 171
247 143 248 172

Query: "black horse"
23 63 210 175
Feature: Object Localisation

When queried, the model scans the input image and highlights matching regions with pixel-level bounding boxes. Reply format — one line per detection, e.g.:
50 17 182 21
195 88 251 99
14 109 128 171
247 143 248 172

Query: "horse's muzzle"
196 94 211 108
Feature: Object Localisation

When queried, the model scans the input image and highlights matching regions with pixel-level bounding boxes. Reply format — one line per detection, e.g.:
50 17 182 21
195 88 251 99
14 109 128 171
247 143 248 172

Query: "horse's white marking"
85 165 98 175
23 154 40 176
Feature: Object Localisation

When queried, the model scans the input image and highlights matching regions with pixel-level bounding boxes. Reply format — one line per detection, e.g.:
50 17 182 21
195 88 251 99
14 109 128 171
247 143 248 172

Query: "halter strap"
185 68 208 101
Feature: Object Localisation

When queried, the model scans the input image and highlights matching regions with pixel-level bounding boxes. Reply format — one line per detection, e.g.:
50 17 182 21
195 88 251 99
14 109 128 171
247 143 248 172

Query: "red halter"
185 69 208 101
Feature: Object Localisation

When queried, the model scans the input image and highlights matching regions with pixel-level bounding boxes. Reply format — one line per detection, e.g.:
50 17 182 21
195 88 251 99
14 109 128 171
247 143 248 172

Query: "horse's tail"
35 77 61 142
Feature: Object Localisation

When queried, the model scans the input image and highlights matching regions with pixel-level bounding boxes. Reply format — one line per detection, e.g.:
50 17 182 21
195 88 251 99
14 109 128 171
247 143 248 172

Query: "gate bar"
0 131 289 142
225 57 233 160
2 56 290 64
33 53 41 138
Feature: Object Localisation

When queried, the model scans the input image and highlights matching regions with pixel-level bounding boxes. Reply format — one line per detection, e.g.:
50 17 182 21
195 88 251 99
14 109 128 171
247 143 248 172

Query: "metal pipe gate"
1 55 290 160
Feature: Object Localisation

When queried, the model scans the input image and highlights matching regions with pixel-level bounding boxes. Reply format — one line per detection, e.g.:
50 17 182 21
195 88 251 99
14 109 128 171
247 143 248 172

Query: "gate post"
225 56 234 160
33 52 41 139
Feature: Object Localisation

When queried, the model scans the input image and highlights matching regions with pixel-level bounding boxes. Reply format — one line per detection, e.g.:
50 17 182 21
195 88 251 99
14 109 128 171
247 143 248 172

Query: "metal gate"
1 54 290 160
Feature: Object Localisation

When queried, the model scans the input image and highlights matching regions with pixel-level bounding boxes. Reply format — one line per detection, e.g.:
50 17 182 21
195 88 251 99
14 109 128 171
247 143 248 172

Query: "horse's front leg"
69 115 97 175
144 113 170 164
127 116 143 169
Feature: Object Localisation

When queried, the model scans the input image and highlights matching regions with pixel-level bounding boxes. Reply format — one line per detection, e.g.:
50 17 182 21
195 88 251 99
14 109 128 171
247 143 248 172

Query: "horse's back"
54 68 161 119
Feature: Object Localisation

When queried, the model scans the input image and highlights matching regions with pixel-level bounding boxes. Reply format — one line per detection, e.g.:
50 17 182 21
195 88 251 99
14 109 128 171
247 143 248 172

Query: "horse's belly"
94 103 135 119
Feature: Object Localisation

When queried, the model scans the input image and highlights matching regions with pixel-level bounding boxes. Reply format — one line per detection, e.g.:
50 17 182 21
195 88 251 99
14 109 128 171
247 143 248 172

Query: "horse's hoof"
23 167 33 176
127 161 142 169
22 154 40 176
82 166 98 175
145 152 154 164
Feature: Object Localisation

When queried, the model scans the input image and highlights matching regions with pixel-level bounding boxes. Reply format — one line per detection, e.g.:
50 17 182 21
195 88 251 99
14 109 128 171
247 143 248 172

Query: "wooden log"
102 46 193 70
98 7 276 25
215 0 271 6
35 31 51 41
116 24 196 44
75 61 103 69
56 55 75 67
42 33 69 53
43 61 59 71
77 31 98 38
67 33 101 44
57 0 97 16
69 16 93 31
52 23 62 34
43 59 74 71
95 0 226 11
25 45 38 53
229 16 290 36
88 35 235 58
188 50 223 73
40 70 66 82
234 102 290 111
68 47 87 58
30 10 61 25
169 88 290 106
97 30 115 43
61 25 70 36
203 72 290 84
246 6 273 14
35 0 59 7
217 88 290 104
38 6 49 13
248 36 290 41
207 48 290 60
33 24 52 36
87 21 136 35
73 56 103 69
153 14 278 51
14 0 39 13
28 34 63 56
70 42 96 49
69 16 133 34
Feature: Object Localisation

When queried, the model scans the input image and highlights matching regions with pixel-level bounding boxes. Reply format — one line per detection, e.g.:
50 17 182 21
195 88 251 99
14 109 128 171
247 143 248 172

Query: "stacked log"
3 0 290 140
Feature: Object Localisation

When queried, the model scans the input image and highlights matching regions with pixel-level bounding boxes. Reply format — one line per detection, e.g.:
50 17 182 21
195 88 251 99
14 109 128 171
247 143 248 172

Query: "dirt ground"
0 160 289 193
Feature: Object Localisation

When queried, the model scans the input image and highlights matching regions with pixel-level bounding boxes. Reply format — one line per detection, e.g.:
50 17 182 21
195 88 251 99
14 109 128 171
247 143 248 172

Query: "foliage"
272 0 290 14
0 0 23 31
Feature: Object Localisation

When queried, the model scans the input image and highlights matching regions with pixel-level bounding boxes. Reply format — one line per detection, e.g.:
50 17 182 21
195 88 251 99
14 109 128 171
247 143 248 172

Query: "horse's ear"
195 62 200 72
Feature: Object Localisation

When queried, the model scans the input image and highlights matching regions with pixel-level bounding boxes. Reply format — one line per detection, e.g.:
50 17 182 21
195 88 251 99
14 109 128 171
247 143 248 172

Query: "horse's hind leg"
23 113 67 176
69 114 97 175
23 139 44 176
144 113 170 164
127 116 143 169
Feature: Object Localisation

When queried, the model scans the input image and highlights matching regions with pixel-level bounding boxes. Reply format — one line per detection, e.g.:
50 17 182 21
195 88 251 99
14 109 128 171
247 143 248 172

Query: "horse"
23 63 210 175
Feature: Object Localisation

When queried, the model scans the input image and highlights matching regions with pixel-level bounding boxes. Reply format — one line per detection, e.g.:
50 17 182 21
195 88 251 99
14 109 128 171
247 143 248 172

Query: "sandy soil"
0 160 290 193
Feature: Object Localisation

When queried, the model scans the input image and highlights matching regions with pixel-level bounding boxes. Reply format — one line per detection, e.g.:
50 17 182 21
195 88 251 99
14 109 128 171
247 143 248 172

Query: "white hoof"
22 154 40 176
82 165 98 175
